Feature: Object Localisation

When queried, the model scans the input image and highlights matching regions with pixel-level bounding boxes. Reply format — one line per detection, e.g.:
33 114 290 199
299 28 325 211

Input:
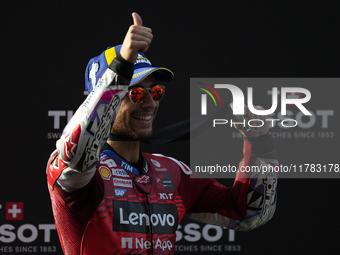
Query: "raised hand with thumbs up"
120 12 153 64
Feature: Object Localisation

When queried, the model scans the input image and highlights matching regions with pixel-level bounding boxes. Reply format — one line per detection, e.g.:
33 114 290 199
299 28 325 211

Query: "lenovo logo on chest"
113 201 178 234
119 208 175 227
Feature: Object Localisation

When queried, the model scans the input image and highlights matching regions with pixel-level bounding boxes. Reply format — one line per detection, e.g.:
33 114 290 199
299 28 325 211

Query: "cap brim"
129 67 174 86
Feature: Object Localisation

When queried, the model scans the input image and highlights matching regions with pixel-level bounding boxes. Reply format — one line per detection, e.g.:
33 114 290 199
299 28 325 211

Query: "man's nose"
141 90 157 108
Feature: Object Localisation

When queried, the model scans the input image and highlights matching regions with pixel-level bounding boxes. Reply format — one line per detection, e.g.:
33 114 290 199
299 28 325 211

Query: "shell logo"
99 166 111 180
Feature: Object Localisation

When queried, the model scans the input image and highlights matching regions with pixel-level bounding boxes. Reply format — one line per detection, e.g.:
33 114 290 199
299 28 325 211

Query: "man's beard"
111 117 154 141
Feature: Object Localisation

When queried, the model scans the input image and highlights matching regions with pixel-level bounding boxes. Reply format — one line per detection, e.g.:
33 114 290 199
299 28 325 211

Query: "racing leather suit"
46 53 278 255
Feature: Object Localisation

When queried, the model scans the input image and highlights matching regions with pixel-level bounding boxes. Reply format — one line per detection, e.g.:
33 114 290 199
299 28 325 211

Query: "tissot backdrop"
1 1 339 254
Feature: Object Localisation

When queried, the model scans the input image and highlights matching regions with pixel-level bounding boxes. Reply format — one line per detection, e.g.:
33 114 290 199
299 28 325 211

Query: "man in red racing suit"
46 12 278 255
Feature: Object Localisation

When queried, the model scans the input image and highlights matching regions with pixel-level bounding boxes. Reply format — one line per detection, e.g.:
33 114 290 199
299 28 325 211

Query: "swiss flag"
6 202 24 220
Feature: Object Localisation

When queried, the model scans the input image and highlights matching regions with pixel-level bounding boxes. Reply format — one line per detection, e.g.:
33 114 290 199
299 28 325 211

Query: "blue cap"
85 45 174 93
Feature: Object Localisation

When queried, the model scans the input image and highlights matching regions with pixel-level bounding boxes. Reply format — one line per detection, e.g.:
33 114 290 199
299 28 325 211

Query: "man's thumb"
132 12 142 26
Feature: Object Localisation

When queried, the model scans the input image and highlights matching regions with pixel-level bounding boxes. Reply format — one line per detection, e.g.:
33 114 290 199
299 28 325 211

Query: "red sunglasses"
128 85 166 104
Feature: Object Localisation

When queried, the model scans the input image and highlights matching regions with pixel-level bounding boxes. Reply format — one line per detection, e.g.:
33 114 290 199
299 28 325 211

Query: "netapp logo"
113 201 178 234
121 237 173 251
